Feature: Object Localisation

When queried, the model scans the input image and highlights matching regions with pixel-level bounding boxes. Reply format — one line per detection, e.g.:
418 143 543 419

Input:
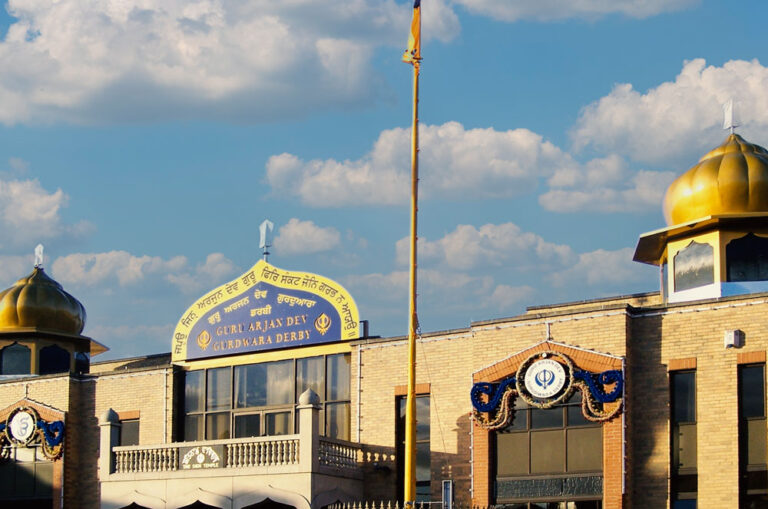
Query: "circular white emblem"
524 359 566 399
9 411 36 443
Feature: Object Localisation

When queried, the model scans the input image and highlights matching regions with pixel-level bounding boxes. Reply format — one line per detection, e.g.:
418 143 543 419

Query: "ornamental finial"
259 219 274 262
723 98 740 134
34 243 44 268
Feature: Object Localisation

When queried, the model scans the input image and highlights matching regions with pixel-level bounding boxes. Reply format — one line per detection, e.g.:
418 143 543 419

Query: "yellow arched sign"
172 260 360 362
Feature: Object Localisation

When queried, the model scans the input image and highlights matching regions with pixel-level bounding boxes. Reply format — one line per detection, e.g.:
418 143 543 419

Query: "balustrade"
113 436 302 474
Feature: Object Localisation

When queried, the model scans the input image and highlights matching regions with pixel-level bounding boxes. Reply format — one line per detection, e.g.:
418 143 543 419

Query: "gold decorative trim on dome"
664 134 768 225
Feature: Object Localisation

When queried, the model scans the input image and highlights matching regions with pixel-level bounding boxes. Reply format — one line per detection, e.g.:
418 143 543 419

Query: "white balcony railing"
113 435 302 474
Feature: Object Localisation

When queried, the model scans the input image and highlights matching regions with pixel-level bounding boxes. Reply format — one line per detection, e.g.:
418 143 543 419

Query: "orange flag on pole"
402 0 421 64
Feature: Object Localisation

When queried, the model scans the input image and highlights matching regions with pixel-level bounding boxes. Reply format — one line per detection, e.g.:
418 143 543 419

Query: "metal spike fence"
327 502 496 509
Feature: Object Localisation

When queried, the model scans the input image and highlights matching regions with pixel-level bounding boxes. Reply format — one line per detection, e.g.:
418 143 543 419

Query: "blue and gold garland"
472 351 624 429
0 407 65 460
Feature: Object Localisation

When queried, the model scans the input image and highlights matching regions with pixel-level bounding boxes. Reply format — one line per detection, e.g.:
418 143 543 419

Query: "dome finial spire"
723 98 739 134
34 243 44 268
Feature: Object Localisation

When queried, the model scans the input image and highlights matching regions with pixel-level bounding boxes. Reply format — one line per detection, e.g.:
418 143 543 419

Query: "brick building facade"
2 133 768 508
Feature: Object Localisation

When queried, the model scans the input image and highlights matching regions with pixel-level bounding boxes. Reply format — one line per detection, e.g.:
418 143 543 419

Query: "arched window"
674 241 714 292
727 233 768 282
75 351 90 374
39 344 71 375
1 343 31 375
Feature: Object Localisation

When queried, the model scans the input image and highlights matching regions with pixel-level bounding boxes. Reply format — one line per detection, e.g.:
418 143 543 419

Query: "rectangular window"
739 364 768 506
119 419 140 446
397 394 431 502
496 391 602 473
671 371 697 505
182 353 351 441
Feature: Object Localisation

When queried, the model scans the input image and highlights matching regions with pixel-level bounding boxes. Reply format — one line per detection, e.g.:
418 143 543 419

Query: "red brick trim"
394 383 431 396
668 357 697 371
116 410 140 421
737 351 766 365
0 398 65 422
471 341 625 507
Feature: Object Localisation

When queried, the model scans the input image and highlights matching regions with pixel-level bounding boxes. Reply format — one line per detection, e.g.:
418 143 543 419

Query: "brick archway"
471 340 624 508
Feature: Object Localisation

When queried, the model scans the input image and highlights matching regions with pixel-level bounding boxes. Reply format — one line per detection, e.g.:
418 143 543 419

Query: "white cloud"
0 255 35 286
266 122 575 206
52 251 187 286
165 253 238 294
6 157 29 176
452 0 697 22
547 247 651 288
396 222 575 270
540 154 676 212
51 250 236 293
486 284 535 310
85 323 174 358
274 218 341 255
0 0 459 124
0 178 92 248
571 59 768 164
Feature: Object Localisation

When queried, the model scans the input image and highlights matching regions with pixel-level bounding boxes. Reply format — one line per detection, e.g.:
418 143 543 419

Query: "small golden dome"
663 134 768 225
0 267 86 334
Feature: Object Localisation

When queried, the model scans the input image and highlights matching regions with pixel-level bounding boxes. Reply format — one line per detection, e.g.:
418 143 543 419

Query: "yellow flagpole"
404 54 420 505
402 1 421 504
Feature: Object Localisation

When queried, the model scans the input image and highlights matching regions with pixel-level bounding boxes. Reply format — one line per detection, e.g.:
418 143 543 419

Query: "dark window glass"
74 351 90 374
740 365 765 419
265 411 291 436
671 371 697 503
567 392 590 427
39 344 70 375
531 407 563 429
740 364 767 504
205 412 230 440
120 419 140 446
297 356 324 400
327 354 350 401
567 427 603 472
674 241 714 292
1 343 31 375
0 445 54 501
235 360 292 408
184 414 203 441
494 388 602 504
530 429 564 473
184 371 204 413
234 414 261 438
326 402 350 440
507 398 528 431
235 363 266 407
266 361 293 405
397 394 430 502
496 431 529 476
183 354 349 442
206 367 231 411
672 372 696 424
727 233 768 282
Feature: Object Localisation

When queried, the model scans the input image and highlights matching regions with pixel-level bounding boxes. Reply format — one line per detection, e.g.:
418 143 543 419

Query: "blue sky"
1 0 767 359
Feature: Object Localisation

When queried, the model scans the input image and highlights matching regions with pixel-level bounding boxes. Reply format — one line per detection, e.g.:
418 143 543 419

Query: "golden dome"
663 134 768 225
0 267 86 335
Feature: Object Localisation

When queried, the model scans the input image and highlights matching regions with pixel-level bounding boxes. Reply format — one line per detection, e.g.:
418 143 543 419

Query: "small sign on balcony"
180 445 224 470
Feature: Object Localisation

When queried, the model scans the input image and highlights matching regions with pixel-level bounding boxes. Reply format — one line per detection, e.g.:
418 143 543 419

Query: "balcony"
99 390 364 509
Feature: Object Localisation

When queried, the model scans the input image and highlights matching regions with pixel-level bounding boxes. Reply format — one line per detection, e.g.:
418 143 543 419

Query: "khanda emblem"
197 330 212 350
535 369 555 389
314 313 331 335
